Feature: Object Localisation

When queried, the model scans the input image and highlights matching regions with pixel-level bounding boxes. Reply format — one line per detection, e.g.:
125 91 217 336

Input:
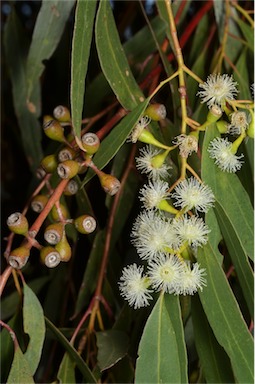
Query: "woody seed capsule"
31 195 49 213
81 132 100 155
57 160 80 179
8 246 30 269
74 215 97 234
44 223 64 245
7 212 29 235
53 105 71 122
40 246 61 268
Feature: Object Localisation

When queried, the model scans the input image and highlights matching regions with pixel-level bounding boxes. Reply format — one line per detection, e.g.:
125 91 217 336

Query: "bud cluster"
5 104 121 270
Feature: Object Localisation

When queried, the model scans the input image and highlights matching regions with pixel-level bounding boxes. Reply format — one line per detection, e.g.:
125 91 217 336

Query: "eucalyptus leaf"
57 353 76 383
23 284 46 376
135 293 182 384
95 0 144 110
197 243 254 384
26 0 75 102
96 330 129 371
71 0 97 139
7 346 34 384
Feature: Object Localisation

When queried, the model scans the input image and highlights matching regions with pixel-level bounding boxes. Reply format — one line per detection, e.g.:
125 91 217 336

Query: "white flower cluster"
119 167 213 308
197 74 253 173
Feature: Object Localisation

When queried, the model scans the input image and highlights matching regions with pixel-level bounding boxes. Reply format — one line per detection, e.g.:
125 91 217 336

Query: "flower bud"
55 232 72 262
7 212 29 235
40 246 61 268
44 223 64 245
206 105 223 123
31 195 49 213
57 160 80 179
40 154 58 173
145 103 167 121
43 117 65 143
81 133 100 155
64 179 79 196
53 105 71 122
74 215 97 234
58 147 76 162
8 246 30 269
97 171 121 196
51 203 69 221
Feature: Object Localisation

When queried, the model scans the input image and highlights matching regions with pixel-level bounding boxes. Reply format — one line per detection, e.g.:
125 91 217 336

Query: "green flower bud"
44 223 64 245
40 246 61 268
51 203 69 221
58 147 77 162
63 179 79 196
206 105 223 123
145 103 167 121
40 154 58 174
43 117 65 143
216 120 228 134
74 215 97 234
31 195 49 213
55 232 72 262
53 105 71 122
7 212 29 235
81 132 100 155
57 160 80 179
8 246 30 269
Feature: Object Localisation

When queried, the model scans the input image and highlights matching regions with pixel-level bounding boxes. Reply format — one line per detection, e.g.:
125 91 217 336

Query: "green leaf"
4 9 43 172
197 243 254 384
192 295 235 383
95 0 144 110
235 17 254 52
23 284 46 375
164 295 188 383
7 345 34 384
234 48 252 100
26 0 75 102
45 317 97 383
205 208 223 264
214 202 254 316
57 353 76 383
135 293 183 384
201 124 254 260
96 330 129 371
70 0 97 139
81 97 150 186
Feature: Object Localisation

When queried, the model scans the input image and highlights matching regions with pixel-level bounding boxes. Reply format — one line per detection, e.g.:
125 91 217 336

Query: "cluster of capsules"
5 105 121 270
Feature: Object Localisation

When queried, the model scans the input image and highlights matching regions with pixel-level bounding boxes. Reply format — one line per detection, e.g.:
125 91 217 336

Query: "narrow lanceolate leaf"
57 353 76 384
197 243 254 384
45 317 97 383
71 0 97 139
23 284 46 376
192 295 235 383
26 0 75 103
135 293 183 384
81 98 150 186
4 10 43 172
214 202 254 316
95 0 144 110
7 346 34 384
201 124 254 260
164 295 188 383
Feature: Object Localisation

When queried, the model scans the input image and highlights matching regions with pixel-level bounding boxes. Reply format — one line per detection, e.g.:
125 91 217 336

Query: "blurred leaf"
71 0 97 139
57 353 76 383
214 202 254 316
23 284 46 375
135 293 184 383
95 0 144 110
234 17 254 52
96 330 129 371
192 295 235 383
26 0 75 102
45 317 97 383
4 9 43 171
197 243 254 384
164 295 188 383
81 98 150 186
74 230 105 316
233 48 252 100
7 346 34 384
201 124 254 260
